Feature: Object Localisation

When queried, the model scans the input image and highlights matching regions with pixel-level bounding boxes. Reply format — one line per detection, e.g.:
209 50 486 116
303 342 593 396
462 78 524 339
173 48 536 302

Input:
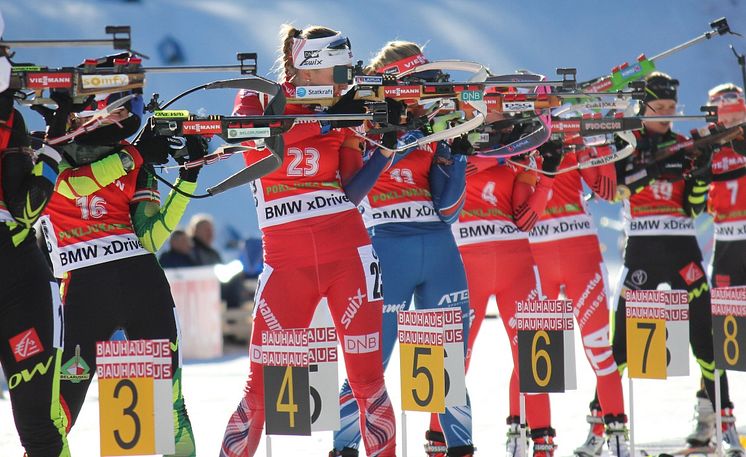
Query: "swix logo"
9 328 44 362
343 332 380 354
27 72 73 88
341 289 366 329
679 262 704 286
383 86 421 98
182 121 222 134
438 289 469 306
8 355 54 390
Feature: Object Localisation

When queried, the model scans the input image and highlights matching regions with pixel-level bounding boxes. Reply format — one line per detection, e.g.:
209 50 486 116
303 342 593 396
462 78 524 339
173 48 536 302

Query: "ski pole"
0 26 131 50
715 369 724 457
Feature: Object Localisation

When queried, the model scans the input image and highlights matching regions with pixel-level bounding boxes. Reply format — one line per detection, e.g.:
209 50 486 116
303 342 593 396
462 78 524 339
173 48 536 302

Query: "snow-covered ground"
2 315 745 456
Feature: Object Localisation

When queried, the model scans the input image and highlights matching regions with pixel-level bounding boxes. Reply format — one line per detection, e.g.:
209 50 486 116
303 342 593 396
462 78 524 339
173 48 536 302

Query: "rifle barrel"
144 64 254 73
650 29 721 62
0 39 119 48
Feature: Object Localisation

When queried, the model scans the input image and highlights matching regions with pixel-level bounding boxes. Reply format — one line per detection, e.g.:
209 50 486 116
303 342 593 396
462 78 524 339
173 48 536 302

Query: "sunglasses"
326 36 352 51
709 91 744 106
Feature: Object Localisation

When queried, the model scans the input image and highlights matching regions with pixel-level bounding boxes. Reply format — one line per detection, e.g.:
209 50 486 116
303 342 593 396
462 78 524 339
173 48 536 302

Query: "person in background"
159 229 197 268
188 213 222 265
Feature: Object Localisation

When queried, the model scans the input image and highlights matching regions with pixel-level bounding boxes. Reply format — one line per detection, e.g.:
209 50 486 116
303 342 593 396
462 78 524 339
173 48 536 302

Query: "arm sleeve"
342 147 391 205
512 172 554 231
578 147 616 201
2 149 59 231
129 164 196 253
55 151 136 199
429 143 467 224
465 156 499 177
233 90 321 147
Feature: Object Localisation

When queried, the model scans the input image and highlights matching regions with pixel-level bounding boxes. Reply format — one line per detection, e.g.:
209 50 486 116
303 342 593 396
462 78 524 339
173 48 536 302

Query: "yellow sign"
627 318 667 379
99 377 155 455
153 110 190 119
400 344 445 412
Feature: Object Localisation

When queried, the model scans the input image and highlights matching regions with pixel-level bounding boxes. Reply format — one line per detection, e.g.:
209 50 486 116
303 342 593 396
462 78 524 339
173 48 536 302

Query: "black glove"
134 124 178 165
538 140 564 173
384 98 405 125
502 120 532 145
326 87 366 128
0 89 14 121
450 135 474 156
177 136 209 182
382 131 397 150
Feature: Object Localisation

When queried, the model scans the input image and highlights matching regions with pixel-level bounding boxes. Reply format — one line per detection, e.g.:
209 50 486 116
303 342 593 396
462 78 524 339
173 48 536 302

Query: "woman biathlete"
451 135 559 457
0 83 69 455
39 54 204 456
609 73 740 455
331 42 473 457
682 83 746 453
526 139 629 457
220 25 397 457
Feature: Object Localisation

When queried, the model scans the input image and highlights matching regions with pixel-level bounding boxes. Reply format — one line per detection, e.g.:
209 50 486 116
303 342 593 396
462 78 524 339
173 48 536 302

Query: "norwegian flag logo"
9 328 44 362
679 261 704 286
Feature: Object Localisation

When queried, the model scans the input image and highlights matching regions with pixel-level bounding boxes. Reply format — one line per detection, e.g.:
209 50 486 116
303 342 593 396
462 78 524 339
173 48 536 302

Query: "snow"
2 315 745 456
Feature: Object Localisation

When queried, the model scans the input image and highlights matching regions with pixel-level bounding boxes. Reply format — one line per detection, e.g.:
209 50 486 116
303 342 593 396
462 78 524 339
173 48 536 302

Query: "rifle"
11 52 258 106
0 25 132 50
580 18 736 94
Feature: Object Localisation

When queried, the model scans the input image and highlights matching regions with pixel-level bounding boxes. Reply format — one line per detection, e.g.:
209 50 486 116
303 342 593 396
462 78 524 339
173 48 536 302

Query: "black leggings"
0 235 68 457
611 235 731 409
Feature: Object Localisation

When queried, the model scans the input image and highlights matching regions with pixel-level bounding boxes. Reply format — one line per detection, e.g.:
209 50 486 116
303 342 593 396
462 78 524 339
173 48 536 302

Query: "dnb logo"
296 87 307 97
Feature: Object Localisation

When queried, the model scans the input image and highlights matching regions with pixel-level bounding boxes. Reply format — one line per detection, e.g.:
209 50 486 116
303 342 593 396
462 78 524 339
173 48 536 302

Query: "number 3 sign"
97 339 174 456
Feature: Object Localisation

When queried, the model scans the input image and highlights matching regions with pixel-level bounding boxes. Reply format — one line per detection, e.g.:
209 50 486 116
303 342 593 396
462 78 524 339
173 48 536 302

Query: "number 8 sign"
712 287 746 371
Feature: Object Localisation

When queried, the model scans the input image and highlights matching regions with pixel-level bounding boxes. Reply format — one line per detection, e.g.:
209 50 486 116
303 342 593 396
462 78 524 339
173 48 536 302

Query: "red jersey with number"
709 145 746 240
360 145 438 228
623 131 693 237
529 151 600 243
238 84 360 233
452 161 526 245
40 144 151 277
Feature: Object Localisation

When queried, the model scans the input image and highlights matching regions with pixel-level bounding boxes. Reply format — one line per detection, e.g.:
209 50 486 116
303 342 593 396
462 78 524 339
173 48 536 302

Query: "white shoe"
687 394 716 447
722 410 745 457
507 422 529 457
605 421 630 457
574 412 605 457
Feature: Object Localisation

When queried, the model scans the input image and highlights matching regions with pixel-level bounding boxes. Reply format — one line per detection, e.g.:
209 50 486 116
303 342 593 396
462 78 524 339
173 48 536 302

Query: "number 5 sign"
398 310 446 413
712 287 746 371
97 339 174 456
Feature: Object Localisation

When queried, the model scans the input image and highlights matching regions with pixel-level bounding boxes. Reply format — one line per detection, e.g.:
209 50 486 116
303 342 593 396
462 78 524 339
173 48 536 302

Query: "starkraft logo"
182 121 222 134
80 74 130 89
295 85 334 98
679 262 704 286
9 328 44 362
502 101 535 112
383 85 421 98
26 72 73 89
354 75 384 85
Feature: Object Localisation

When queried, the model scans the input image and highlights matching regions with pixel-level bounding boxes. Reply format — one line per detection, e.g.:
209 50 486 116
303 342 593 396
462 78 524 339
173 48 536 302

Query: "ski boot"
604 415 630 457
721 408 745 457
574 402 606 457
446 444 475 456
686 390 715 447
506 416 530 457
425 430 448 457
328 447 358 457
531 427 557 457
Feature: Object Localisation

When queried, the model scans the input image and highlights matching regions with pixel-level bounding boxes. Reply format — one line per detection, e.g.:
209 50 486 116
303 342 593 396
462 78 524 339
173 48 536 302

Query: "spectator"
158 230 197 268
188 214 223 265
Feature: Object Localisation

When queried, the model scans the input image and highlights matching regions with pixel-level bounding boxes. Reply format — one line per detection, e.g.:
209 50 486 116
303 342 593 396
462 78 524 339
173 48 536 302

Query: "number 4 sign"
97 339 174 456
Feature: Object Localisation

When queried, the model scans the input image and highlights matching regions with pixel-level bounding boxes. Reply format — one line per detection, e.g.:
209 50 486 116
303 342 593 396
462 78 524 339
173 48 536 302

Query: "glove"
177 136 209 182
425 112 463 135
385 98 405 125
502 120 532 145
326 87 366 128
450 135 474 156
538 140 564 172
134 123 180 165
